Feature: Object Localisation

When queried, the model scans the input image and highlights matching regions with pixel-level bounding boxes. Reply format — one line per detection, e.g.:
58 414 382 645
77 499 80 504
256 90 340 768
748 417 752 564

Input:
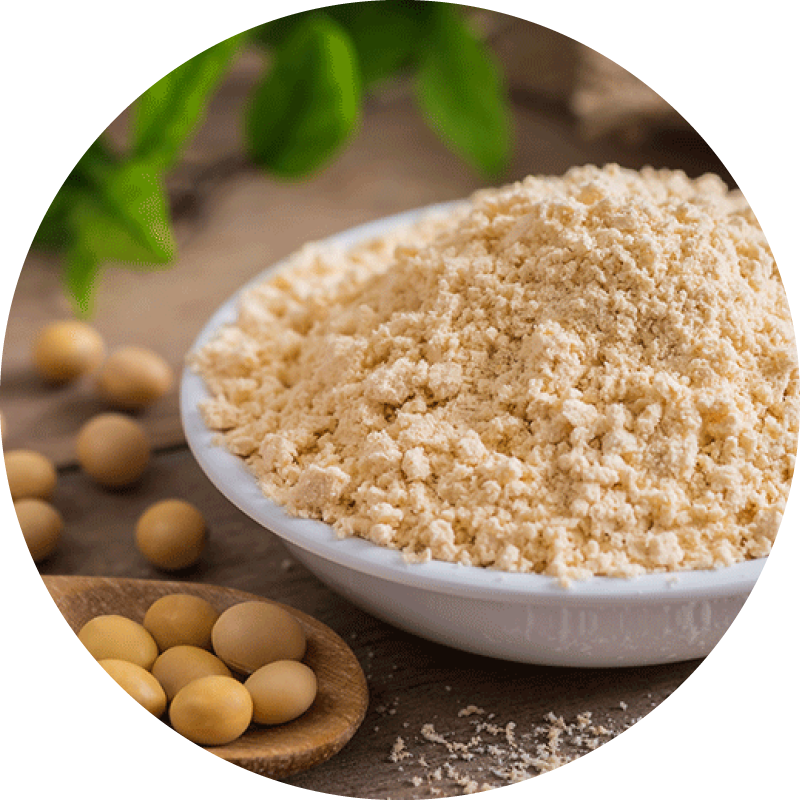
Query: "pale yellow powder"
190 164 799 582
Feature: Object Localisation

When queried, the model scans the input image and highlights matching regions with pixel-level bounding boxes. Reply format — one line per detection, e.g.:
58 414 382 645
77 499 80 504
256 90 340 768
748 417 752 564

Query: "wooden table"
2 48 727 798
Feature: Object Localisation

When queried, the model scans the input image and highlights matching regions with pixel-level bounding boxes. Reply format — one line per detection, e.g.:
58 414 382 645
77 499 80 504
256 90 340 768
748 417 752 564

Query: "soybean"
78 614 159 670
33 320 105 383
15 498 62 562
212 601 306 675
169 676 253 746
135 500 206 571
76 413 150 488
143 594 219 651
152 645 232 702
96 346 173 411
100 658 167 717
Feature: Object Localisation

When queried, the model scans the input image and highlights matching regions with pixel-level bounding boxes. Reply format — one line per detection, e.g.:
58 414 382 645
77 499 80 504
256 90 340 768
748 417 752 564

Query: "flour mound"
191 164 798 581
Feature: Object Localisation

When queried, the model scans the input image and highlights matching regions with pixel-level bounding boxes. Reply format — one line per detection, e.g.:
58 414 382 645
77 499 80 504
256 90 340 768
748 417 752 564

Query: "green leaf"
33 187 76 250
253 13 305 50
414 4 512 177
246 15 361 178
64 169 174 311
131 34 245 171
259 3 425 89
64 238 101 317
73 161 175 266
33 136 114 250
61 157 175 312
36 33 248 313
325 1 422 88
34 132 176 311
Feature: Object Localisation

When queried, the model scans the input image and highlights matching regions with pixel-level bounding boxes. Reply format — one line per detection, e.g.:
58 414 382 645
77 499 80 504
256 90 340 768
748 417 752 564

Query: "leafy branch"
34 35 245 314
33 2 513 314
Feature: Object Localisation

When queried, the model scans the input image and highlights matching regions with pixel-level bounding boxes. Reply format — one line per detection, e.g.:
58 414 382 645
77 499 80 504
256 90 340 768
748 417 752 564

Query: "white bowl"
180 205 765 668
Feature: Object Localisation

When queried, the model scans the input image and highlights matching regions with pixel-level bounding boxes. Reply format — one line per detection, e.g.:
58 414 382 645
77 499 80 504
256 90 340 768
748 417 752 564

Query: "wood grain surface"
44 575 369 779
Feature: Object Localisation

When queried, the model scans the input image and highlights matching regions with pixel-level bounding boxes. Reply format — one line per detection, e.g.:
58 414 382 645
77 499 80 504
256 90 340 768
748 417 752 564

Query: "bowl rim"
180 202 766 606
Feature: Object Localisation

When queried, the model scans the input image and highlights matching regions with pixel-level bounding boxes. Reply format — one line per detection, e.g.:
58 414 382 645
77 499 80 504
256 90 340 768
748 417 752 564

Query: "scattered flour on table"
385 706 631 795
190 164 798 583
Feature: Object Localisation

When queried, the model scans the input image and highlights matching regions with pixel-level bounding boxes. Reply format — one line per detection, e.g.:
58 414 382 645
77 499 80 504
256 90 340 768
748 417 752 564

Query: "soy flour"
190 164 798 582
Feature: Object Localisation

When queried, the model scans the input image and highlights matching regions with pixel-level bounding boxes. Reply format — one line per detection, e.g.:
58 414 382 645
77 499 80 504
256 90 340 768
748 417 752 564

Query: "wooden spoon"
42 575 369 779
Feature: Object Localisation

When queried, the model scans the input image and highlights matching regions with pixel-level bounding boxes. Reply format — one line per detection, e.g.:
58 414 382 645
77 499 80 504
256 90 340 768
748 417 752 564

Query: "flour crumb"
389 737 413 763
421 723 448 745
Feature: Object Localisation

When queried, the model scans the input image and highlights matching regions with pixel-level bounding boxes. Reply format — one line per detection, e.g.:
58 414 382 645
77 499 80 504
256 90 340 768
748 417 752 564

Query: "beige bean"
100 659 167 717
152 645 232 702
15 498 62 562
6 449 57 500
135 500 206 571
212 601 306 675
32 320 105 383
169 676 253 746
76 414 150 488
245 660 317 725
78 615 159 671
96 346 173 410
143 594 219 651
